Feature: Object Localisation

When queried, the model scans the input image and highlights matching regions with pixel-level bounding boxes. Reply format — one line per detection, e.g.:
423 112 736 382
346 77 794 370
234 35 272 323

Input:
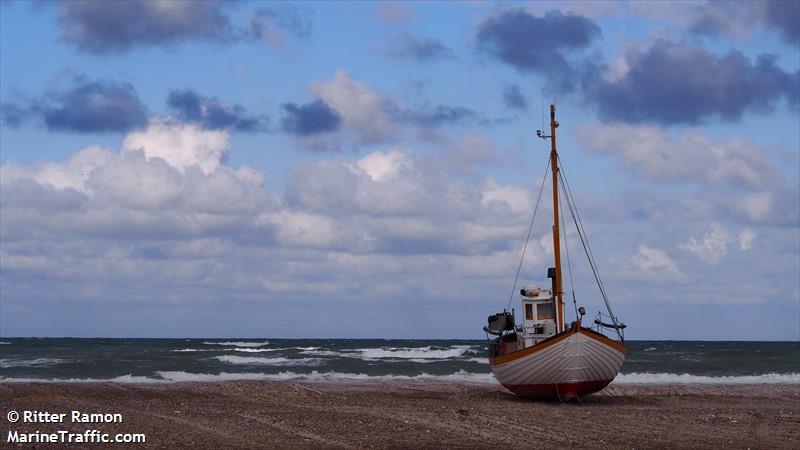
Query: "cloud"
309 71 397 146
1 75 147 133
689 0 799 46
502 84 528 111
476 9 600 91
738 229 755 251
167 89 268 132
280 100 341 136
122 119 230 175
761 0 800 45
249 6 313 46
2 128 797 337
626 244 686 282
394 104 480 127
679 223 730 263
56 0 235 53
585 41 799 124
385 34 455 62
575 124 778 189
292 71 497 149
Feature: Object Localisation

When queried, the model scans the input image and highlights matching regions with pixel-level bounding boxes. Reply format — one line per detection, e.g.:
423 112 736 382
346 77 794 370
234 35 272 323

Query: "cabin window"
525 303 534 320
537 303 554 320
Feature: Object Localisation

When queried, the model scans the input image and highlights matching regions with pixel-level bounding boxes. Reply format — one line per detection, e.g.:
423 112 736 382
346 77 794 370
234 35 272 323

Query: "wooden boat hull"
489 327 626 400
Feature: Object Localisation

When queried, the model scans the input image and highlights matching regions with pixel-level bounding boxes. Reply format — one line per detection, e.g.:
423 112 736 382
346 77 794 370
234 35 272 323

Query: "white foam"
466 358 489 364
156 370 496 384
348 345 477 360
214 355 321 366
643 347 658 352
0 341 11 345
0 374 164 383
172 348 223 352
0 358 65 368
203 341 270 347
614 372 800 384
301 350 343 357
232 348 281 353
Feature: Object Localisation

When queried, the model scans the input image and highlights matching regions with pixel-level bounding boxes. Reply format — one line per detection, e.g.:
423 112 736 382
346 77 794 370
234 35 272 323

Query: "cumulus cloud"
52 1 314 53
576 124 778 189
384 34 455 62
585 41 799 124
122 119 230 175
679 223 730 263
56 0 235 53
2 127 797 336
627 244 686 282
309 71 398 146
167 89 268 132
476 9 600 91
249 6 313 45
690 0 800 46
297 71 488 148
2 75 147 133
280 100 342 136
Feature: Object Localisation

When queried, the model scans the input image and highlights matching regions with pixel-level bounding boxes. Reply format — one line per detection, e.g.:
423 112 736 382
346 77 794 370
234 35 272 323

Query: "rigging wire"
559 184 579 320
506 155 551 311
556 158 622 340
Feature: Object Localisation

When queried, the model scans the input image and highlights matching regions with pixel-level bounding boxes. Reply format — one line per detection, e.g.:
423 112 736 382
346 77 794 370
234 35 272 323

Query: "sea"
1 339 798 384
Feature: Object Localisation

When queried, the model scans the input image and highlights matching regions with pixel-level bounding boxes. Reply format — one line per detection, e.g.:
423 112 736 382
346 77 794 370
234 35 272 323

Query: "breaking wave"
346 346 478 360
214 355 321 367
0 370 496 384
0 374 163 383
614 372 800 384
203 341 270 348
0 358 66 368
155 370 496 384
0 342 11 345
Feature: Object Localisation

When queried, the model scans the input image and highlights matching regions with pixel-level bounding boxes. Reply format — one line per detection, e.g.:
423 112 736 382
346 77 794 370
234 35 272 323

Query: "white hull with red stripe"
489 327 626 399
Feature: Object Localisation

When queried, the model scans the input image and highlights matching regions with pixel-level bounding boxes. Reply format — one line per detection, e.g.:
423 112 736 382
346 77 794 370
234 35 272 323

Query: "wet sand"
1 381 798 449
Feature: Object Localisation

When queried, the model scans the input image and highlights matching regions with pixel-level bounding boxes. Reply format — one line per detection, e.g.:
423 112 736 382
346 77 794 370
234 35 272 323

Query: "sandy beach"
1 381 798 449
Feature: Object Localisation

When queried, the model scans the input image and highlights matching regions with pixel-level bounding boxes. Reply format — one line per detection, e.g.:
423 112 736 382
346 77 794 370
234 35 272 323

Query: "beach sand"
1 381 798 449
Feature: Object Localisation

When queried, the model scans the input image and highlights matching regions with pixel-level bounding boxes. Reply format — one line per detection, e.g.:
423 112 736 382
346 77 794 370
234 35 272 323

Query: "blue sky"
0 0 798 340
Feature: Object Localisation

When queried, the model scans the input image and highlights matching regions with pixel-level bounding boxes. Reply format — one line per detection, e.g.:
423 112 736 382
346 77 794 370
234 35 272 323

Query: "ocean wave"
0 374 164 383
155 370 496 384
614 372 800 384
172 348 222 352
300 350 342 357
346 345 478 360
642 347 658 352
203 341 270 347
0 358 66 368
232 348 282 353
214 355 321 366
0 342 11 345
466 358 489 364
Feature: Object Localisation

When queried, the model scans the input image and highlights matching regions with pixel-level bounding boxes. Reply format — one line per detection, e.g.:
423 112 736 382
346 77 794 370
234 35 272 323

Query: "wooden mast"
549 104 564 332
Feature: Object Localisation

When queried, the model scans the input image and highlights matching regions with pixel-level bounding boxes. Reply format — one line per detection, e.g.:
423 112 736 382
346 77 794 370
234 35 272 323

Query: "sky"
0 0 798 340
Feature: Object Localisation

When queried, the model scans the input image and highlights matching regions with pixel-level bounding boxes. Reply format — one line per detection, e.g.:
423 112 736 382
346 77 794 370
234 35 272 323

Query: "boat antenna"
540 88 545 136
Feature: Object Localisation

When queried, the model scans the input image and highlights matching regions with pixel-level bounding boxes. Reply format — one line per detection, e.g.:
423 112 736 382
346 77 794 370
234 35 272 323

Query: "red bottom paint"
503 379 613 400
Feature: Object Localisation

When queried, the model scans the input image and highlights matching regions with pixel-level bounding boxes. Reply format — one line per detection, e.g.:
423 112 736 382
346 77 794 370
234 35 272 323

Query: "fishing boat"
484 104 627 400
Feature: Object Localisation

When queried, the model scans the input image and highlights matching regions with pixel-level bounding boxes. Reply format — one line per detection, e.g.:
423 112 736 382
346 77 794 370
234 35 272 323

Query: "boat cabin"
519 284 557 347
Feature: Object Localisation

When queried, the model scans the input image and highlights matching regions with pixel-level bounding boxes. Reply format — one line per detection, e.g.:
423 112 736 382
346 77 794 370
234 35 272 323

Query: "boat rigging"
484 104 627 400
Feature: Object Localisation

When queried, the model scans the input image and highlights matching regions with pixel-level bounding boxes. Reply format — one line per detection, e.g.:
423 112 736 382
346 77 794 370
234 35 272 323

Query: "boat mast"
549 104 565 332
